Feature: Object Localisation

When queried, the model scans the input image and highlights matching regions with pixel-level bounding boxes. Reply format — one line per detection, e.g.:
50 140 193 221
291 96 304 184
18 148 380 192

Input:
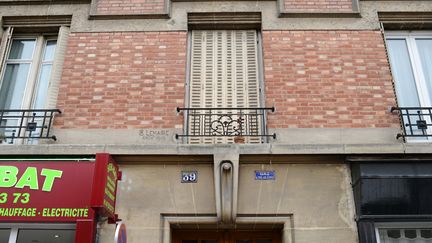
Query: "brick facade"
284 0 353 12
56 30 400 130
55 32 187 129
263 30 399 128
94 0 166 15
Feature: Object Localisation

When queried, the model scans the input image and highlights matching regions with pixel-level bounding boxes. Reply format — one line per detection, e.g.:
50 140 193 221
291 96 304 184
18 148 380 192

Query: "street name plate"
255 170 275 180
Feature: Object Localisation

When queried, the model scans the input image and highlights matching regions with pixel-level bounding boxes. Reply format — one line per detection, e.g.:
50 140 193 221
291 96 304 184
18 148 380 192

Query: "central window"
185 30 265 144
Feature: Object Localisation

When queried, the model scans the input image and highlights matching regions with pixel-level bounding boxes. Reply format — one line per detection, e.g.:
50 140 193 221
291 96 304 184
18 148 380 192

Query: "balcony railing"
0 109 61 144
391 107 432 140
176 107 275 144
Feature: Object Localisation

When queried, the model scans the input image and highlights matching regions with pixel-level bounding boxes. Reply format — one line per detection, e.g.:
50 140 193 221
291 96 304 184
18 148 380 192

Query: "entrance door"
172 230 281 243
0 223 75 243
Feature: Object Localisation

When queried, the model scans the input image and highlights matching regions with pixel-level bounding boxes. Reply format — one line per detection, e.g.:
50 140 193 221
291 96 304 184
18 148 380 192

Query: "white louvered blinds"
378 228 432 243
189 30 261 144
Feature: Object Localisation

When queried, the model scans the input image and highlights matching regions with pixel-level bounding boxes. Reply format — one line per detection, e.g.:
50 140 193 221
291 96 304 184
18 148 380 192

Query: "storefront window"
377 228 432 243
0 229 11 242
16 229 75 243
0 224 75 243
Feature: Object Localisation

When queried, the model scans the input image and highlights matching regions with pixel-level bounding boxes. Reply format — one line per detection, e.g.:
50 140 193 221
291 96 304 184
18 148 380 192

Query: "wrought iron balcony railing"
176 107 275 144
0 109 61 144
391 107 432 140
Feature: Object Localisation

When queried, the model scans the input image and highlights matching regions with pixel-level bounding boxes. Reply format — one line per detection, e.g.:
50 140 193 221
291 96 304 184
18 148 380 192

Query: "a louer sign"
0 153 121 222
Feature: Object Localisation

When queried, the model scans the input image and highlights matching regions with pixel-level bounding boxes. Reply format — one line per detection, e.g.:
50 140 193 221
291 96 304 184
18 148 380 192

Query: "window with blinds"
188 30 262 144
377 228 432 243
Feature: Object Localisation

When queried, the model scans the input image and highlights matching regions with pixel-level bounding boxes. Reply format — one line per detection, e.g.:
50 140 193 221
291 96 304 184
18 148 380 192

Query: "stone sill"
278 11 360 18
0 0 89 4
0 143 430 156
88 13 170 20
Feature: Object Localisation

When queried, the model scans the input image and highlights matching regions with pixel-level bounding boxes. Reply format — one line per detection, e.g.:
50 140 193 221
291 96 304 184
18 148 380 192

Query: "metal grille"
176 107 275 143
391 107 432 140
0 109 61 144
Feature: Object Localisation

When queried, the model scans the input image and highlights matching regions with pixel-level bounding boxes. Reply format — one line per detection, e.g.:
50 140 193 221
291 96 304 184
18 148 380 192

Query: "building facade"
0 0 431 242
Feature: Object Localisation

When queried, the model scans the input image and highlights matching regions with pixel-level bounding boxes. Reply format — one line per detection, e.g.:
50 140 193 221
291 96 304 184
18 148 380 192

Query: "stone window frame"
89 0 171 20
0 0 88 4
277 0 360 18
0 33 58 110
0 16 71 112
0 16 70 144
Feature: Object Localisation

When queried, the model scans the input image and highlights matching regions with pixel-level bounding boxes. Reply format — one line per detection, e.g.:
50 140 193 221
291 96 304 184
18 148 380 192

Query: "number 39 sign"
181 171 197 183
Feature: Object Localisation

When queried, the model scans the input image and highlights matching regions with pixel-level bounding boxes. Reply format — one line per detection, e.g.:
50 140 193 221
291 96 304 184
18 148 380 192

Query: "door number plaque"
181 171 198 183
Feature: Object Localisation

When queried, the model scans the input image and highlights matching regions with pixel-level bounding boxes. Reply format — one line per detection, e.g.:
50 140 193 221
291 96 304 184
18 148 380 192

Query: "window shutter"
46 25 70 109
189 30 261 144
0 27 13 87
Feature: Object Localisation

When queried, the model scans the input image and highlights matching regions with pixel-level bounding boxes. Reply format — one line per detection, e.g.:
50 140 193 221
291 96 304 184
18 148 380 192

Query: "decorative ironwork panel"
0 109 61 144
176 107 275 144
391 107 432 140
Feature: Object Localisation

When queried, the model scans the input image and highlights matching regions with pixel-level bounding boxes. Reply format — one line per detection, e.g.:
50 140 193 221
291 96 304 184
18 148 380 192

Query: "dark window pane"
43 40 57 61
17 229 75 243
257 240 272 243
236 240 252 243
182 241 198 243
0 229 10 242
0 63 30 109
421 229 432 238
202 240 217 243
405 229 417 239
9 39 35 59
387 230 401 238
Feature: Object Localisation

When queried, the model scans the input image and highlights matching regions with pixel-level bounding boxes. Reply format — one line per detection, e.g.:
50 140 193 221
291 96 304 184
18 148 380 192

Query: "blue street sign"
255 170 276 180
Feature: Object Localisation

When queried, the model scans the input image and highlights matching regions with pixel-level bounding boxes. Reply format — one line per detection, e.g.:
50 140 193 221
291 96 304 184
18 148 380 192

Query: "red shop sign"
91 153 121 220
0 153 121 223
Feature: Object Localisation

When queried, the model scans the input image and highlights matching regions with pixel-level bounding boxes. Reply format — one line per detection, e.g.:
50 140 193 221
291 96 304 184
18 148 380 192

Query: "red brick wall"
55 32 186 129
263 31 399 128
284 0 353 12
95 0 165 15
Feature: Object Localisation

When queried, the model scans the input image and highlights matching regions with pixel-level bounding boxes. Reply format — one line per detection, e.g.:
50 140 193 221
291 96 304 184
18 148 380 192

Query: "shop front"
351 161 432 243
0 153 121 243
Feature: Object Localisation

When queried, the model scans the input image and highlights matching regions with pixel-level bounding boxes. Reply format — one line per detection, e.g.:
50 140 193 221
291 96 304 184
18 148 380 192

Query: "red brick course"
284 0 353 12
95 0 165 15
55 32 186 129
263 31 399 128
56 30 399 130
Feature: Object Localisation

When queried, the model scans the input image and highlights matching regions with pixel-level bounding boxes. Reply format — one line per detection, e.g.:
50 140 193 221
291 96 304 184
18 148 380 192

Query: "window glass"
9 39 35 59
256 240 272 243
379 228 432 242
0 229 10 242
404 229 417 239
17 229 75 243
387 229 401 239
33 64 52 109
420 229 432 239
386 39 420 107
43 40 57 61
0 63 31 109
415 39 432 105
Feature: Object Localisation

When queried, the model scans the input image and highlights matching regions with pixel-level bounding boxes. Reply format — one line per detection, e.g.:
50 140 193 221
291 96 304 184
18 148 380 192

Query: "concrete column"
213 153 239 225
